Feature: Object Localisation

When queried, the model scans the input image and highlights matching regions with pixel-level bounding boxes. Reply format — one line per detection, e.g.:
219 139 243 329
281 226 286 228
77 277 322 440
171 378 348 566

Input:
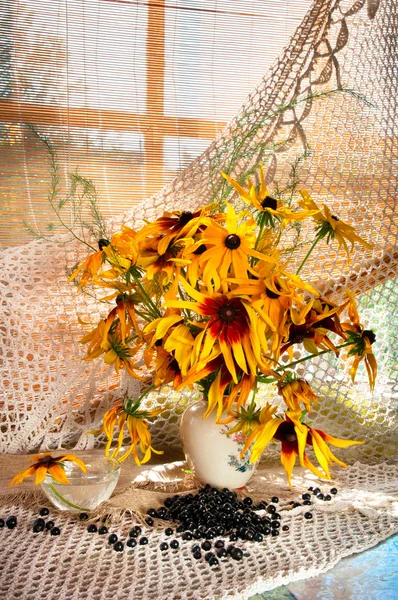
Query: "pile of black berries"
148 485 285 544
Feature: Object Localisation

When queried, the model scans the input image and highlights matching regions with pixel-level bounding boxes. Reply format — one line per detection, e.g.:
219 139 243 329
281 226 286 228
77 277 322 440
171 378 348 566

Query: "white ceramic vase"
180 400 257 489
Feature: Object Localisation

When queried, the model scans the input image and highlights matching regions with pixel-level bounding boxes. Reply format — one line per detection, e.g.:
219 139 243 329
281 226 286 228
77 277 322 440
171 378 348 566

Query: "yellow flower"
222 166 316 226
194 202 271 291
229 261 318 359
95 398 164 465
135 206 214 256
68 250 104 290
298 190 372 256
9 453 86 487
341 290 377 390
241 411 363 488
81 321 145 381
223 402 277 437
165 277 268 383
277 375 318 413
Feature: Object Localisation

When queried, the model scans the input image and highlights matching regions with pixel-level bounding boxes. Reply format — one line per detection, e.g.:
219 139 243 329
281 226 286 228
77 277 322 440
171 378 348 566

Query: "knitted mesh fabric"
0 3 397 595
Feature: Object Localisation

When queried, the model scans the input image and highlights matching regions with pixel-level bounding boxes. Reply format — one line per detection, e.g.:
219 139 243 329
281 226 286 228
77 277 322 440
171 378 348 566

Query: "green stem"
275 341 352 372
256 341 352 384
296 235 321 275
137 383 156 404
49 483 89 512
132 276 161 319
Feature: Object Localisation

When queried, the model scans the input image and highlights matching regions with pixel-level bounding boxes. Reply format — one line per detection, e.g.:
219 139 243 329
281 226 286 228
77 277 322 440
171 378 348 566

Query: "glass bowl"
40 455 120 512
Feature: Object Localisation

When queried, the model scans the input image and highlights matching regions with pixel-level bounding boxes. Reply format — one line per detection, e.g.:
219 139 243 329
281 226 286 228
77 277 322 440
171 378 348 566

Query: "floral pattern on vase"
180 401 258 489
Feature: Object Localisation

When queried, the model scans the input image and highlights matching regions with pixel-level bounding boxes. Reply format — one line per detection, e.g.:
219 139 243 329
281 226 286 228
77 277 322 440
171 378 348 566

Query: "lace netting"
0 0 397 466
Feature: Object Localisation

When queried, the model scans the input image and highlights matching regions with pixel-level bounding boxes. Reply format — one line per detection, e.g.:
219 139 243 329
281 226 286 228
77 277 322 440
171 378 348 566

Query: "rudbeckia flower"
194 202 271 291
135 206 214 256
95 398 164 465
341 291 377 390
241 411 363 487
277 373 318 413
298 190 372 256
81 321 144 381
222 402 277 437
281 297 347 357
68 249 104 290
165 278 266 383
222 166 317 227
229 261 318 359
9 453 86 486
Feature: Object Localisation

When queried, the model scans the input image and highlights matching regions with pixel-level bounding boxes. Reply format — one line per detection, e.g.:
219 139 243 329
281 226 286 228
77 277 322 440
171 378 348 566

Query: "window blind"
0 0 311 247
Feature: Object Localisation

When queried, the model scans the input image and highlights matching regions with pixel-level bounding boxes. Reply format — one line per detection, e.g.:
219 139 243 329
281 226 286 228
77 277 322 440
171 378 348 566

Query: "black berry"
201 540 211 551
302 493 311 500
145 517 154 527
214 540 224 549
193 550 202 559
127 538 137 548
209 556 219 566
271 529 279 537
87 524 97 533
6 516 17 529
243 497 253 506
45 521 55 530
139 536 149 545
160 542 168 551
271 496 279 503
282 525 289 531
231 548 243 561
51 527 61 536
164 527 173 536
129 526 141 538
114 541 124 552
170 539 179 549
0 519 4 528
317 493 324 500
147 508 157 518
108 534 118 544
98 526 108 535
330 488 338 495
79 513 89 521
304 512 313 520
33 519 45 533
39 508 50 516
217 547 227 558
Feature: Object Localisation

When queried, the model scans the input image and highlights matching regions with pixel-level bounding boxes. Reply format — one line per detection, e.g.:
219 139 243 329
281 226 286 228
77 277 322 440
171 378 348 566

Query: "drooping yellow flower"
68 250 104 290
95 398 164 465
298 190 372 256
241 411 363 488
9 453 87 487
81 320 144 380
277 375 318 413
341 290 377 390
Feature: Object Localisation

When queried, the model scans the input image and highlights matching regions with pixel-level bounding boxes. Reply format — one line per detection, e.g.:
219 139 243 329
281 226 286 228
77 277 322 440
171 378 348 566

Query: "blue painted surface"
249 534 398 600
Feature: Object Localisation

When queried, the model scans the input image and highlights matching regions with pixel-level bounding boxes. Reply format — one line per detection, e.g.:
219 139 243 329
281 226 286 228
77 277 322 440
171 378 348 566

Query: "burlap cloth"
0 451 397 600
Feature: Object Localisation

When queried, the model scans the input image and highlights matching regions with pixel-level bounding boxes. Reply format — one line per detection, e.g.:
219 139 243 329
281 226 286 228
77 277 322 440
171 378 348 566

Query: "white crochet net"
0 459 397 599
0 0 397 468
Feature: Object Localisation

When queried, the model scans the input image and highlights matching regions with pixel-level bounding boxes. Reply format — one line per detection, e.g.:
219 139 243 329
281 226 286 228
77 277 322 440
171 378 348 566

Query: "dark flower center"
169 358 180 372
39 456 53 467
225 234 241 249
193 244 207 255
363 329 376 344
331 215 340 221
274 421 297 444
98 238 110 250
116 293 128 304
265 287 280 300
261 196 278 210
179 211 194 226
155 339 163 347
219 305 237 322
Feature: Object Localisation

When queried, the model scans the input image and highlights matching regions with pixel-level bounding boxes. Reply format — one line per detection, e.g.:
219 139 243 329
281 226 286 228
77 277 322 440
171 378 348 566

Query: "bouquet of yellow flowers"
70 165 377 486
